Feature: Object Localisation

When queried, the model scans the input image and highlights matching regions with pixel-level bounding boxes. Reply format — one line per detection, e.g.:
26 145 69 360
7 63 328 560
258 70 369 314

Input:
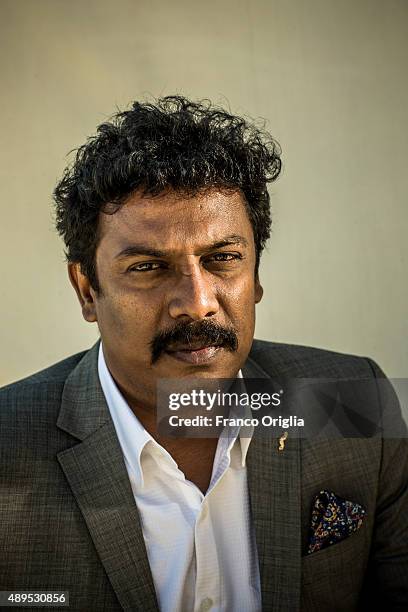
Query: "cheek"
218 276 257 327
95 292 157 339
222 272 257 303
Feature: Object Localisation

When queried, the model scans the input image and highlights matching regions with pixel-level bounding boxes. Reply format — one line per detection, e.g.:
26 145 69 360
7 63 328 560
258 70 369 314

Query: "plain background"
0 0 407 385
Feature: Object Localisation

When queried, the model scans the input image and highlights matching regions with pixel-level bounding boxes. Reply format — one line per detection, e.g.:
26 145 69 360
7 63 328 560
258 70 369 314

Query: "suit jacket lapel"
56 342 159 612
56 343 301 612
243 356 302 612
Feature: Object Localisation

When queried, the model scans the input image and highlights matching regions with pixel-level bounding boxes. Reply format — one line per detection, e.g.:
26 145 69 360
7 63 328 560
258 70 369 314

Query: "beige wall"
0 0 407 384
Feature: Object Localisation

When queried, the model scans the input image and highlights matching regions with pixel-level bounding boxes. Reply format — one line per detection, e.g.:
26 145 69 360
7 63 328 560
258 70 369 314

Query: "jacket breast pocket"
301 525 369 611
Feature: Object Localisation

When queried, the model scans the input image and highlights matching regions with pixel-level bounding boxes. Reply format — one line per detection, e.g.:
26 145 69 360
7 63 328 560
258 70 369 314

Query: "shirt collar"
98 343 252 485
98 343 155 488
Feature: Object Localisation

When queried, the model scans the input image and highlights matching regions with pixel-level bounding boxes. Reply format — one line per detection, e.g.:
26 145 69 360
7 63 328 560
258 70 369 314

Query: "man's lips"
166 341 222 352
165 344 222 364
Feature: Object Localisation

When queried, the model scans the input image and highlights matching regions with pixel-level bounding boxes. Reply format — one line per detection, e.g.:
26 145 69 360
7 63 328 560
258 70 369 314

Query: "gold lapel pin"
278 431 288 451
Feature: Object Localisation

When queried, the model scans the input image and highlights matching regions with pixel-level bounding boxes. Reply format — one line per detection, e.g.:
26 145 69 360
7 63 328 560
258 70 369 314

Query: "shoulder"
0 348 95 453
248 339 381 378
0 349 89 411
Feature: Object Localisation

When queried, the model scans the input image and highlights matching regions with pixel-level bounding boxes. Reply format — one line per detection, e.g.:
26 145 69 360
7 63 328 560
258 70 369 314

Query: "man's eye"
206 253 242 262
128 262 163 272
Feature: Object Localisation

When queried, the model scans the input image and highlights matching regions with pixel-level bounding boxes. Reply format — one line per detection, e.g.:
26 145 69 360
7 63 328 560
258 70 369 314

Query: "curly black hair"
54 95 282 291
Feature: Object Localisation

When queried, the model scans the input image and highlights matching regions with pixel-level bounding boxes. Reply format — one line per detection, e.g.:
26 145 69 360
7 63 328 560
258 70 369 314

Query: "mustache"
150 320 238 364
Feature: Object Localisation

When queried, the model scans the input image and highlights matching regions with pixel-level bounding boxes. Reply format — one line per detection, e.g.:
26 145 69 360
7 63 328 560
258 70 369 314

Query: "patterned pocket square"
307 489 366 554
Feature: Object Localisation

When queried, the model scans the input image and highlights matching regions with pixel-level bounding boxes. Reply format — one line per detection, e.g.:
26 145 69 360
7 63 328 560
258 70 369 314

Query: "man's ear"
255 274 263 304
68 263 97 323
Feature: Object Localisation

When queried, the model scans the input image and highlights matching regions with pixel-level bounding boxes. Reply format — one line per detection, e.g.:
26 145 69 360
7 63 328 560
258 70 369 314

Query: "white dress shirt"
98 344 261 612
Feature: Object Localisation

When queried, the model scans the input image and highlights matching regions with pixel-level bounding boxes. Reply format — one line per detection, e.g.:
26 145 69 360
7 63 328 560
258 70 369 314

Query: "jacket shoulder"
0 349 88 400
0 349 94 458
249 339 379 378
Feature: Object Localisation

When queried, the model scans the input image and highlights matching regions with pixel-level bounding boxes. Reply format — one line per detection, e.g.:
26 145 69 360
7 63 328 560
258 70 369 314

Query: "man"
0 96 407 611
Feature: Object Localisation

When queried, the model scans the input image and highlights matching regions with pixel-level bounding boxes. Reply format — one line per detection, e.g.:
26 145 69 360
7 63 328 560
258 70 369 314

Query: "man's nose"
168 267 219 321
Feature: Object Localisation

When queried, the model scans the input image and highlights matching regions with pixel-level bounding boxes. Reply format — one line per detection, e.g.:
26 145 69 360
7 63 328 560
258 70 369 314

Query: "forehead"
97 189 254 250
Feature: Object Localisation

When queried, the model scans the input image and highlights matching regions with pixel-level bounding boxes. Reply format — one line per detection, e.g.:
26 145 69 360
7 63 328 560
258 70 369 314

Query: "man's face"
70 188 263 403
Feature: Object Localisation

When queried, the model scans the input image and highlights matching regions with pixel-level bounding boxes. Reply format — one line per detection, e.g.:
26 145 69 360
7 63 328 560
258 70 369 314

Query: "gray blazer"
1 340 407 611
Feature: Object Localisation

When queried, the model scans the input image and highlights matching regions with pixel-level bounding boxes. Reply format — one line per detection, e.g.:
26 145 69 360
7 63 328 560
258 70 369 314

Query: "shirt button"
199 598 213 611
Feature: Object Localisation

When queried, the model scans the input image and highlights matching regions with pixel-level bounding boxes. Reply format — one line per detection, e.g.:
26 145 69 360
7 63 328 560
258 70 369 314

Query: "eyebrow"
114 235 249 260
